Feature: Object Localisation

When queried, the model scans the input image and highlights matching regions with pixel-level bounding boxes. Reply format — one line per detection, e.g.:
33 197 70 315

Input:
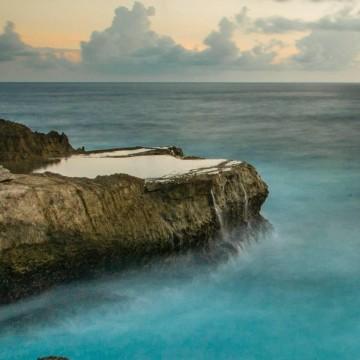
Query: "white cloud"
201 18 239 63
81 3 169 64
292 29 360 69
0 22 33 61
0 21 75 70
235 6 360 70
1 1 360 80
80 2 276 73
240 7 360 33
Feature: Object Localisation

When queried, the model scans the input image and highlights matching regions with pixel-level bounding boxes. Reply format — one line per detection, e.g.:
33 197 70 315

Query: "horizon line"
0 81 360 84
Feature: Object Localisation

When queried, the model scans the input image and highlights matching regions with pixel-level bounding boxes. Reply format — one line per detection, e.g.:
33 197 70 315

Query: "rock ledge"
0 120 269 304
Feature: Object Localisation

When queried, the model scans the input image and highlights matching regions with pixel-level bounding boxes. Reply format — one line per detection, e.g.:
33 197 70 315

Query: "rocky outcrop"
87 146 184 158
0 162 268 304
0 120 269 304
0 119 76 172
0 166 15 182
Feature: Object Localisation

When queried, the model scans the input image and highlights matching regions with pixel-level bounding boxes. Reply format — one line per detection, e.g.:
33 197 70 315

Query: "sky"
0 0 360 81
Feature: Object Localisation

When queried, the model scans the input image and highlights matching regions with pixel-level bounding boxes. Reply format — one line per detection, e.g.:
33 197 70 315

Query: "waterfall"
210 189 242 255
211 189 225 235
210 187 252 255
240 182 249 222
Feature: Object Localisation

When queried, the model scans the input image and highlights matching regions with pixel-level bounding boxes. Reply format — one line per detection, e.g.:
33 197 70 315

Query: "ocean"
0 83 359 359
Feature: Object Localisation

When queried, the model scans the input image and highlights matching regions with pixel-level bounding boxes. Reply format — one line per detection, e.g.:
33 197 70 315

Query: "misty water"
0 83 360 359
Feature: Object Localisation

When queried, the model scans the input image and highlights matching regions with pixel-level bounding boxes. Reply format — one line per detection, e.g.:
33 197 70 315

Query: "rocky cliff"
0 120 269 304
0 119 76 172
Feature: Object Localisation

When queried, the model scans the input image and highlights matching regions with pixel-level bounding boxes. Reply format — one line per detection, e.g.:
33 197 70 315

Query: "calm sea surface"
0 83 360 359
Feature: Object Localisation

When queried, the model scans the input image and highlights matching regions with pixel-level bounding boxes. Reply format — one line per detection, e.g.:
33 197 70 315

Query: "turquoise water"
0 83 359 359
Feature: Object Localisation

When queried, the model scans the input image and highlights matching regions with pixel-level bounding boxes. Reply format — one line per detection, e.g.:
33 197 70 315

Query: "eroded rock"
0 120 269 304
0 119 76 172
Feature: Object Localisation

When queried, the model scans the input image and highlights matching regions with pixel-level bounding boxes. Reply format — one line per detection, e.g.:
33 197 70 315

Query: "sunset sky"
1 0 360 81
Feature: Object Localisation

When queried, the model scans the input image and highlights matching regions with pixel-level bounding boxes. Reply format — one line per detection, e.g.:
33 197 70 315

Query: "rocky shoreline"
0 119 269 304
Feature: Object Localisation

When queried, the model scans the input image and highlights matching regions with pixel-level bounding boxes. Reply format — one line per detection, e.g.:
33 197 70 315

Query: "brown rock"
0 120 269 304
0 119 75 172
0 165 15 182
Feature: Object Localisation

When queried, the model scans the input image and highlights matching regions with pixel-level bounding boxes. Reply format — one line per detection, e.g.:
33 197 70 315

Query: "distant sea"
0 83 360 360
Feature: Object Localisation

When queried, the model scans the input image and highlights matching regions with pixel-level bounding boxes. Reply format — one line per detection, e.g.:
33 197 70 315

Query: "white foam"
225 160 243 167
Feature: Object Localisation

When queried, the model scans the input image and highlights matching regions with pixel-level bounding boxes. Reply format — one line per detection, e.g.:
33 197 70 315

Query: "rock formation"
0 120 269 304
0 119 76 172
0 165 15 182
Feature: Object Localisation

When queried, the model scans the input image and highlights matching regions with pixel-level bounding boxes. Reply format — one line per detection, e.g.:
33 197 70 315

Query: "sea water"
0 83 359 360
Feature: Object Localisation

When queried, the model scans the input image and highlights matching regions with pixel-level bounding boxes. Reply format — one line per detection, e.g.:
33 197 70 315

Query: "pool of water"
33 151 231 179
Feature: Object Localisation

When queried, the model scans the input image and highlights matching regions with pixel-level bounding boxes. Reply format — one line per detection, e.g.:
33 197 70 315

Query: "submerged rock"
0 120 269 304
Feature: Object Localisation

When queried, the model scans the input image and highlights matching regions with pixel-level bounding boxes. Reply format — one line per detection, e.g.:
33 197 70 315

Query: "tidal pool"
34 151 231 179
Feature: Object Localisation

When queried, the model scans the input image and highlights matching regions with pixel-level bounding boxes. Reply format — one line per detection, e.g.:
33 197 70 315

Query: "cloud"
81 2 190 72
234 5 360 70
1 1 360 79
241 7 360 33
252 17 308 33
200 18 239 63
0 21 34 61
292 29 360 69
80 2 278 73
0 21 75 70
82 3 164 64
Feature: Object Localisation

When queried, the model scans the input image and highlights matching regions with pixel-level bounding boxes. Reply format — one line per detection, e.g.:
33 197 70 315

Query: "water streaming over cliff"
210 189 225 234
240 182 249 222
0 83 360 360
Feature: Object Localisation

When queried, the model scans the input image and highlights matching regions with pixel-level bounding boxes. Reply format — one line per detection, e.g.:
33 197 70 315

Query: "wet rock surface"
0 120 269 304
